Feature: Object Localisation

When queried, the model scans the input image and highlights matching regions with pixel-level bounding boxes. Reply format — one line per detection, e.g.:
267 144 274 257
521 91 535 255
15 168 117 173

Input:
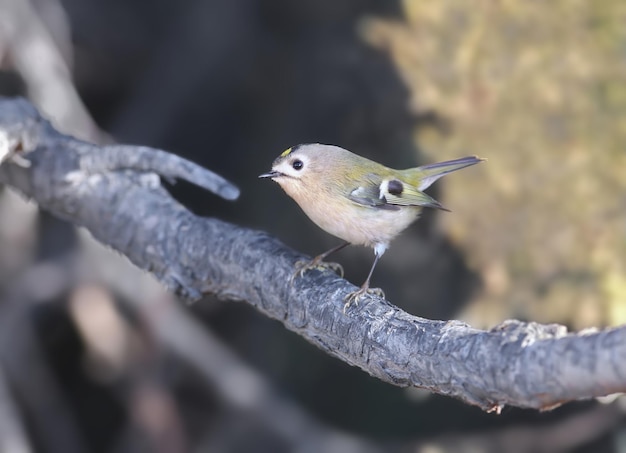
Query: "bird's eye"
292 159 304 170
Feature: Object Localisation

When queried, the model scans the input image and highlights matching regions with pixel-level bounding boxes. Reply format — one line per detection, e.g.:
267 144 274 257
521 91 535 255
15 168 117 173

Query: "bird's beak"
259 170 282 179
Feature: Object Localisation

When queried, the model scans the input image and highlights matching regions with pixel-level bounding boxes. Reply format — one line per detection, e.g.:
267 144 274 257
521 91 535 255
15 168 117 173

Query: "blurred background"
0 0 625 452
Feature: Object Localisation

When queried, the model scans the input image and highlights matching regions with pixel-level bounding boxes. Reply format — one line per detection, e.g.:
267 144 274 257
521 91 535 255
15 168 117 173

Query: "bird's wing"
348 186 400 210
382 182 449 211
348 174 448 211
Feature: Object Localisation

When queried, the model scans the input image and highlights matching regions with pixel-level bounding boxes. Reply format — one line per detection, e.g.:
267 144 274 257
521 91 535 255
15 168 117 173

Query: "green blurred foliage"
361 0 626 328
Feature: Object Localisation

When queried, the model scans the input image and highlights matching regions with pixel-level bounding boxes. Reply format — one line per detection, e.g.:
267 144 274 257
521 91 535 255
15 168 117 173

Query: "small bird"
259 143 484 309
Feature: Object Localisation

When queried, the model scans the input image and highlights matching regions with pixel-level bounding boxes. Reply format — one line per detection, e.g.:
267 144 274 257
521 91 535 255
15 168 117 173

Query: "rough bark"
0 97 625 412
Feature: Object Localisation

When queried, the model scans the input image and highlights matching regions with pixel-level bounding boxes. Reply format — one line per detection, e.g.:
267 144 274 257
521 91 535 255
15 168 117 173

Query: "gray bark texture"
0 97 625 413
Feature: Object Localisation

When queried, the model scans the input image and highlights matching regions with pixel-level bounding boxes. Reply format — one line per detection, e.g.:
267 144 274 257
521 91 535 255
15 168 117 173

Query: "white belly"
300 199 421 249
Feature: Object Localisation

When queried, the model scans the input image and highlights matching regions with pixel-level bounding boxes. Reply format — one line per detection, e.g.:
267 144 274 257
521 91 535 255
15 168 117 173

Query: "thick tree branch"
0 97 625 412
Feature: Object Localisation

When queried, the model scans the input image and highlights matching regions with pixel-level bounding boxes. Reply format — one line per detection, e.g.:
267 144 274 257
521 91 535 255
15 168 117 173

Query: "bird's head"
259 143 349 198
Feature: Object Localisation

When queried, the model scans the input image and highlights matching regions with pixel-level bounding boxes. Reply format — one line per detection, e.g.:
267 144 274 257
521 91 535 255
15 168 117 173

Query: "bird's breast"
296 194 420 248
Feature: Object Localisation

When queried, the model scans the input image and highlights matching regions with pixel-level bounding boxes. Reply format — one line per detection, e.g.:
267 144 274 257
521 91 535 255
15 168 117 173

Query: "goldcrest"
259 143 484 309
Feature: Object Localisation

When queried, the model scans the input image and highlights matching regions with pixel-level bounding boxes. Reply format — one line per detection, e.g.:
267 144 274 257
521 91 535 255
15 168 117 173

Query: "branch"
0 97 625 412
139 288 381 453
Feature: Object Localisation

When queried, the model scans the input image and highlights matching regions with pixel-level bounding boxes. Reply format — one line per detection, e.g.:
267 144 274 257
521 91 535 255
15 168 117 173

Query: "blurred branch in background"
0 98 624 416
0 365 33 453
0 267 90 453
412 402 624 453
0 0 101 142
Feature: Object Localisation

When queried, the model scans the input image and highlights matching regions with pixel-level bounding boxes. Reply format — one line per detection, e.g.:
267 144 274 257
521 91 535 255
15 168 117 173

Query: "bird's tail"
401 156 485 191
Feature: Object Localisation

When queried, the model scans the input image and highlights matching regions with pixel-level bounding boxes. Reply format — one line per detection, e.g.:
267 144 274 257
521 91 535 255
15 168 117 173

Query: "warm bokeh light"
362 1 626 328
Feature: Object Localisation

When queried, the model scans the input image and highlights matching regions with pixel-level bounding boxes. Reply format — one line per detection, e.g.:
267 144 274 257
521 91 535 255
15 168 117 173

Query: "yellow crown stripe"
280 147 293 157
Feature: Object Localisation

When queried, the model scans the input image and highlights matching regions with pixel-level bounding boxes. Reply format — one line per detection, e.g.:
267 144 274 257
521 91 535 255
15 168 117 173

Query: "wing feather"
347 174 448 211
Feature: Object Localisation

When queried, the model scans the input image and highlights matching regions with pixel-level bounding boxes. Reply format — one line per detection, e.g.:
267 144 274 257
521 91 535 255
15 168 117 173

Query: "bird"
259 143 484 310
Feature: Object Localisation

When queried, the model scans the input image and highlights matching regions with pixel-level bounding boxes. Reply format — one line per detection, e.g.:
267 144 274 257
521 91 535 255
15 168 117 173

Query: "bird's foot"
343 286 385 312
290 257 344 283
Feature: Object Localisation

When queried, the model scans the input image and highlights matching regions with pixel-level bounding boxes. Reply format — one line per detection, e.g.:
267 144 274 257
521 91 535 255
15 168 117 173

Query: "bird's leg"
344 252 385 311
292 241 350 282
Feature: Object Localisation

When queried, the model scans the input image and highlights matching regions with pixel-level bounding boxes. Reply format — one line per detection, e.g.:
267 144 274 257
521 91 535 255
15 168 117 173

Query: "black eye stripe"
387 179 403 195
292 159 303 170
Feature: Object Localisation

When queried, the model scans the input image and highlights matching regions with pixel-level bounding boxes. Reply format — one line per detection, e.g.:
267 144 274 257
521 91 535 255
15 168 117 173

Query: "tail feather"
403 156 485 191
